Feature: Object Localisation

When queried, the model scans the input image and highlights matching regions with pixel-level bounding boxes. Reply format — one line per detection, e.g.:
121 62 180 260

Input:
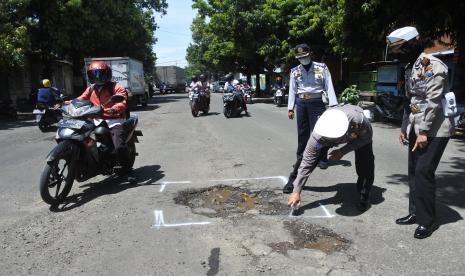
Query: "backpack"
89 82 130 118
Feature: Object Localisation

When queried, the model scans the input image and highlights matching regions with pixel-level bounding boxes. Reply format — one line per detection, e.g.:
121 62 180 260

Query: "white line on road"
288 204 335 219
151 210 211 229
319 203 336 218
159 181 192 192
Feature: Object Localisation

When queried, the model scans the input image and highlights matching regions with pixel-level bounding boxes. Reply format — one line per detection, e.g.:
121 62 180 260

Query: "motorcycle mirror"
110 95 125 103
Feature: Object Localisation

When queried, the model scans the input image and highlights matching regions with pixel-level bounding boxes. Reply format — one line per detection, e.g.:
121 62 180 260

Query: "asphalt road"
1 93 465 275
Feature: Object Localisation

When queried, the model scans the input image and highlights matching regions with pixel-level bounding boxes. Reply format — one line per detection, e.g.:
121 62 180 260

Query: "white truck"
84 57 150 108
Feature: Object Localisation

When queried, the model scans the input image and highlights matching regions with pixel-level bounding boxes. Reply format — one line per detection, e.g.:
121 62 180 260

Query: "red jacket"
77 83 128 119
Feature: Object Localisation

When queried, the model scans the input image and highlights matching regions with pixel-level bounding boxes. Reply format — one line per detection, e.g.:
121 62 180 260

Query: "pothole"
174 185 289 218
269 221 350 254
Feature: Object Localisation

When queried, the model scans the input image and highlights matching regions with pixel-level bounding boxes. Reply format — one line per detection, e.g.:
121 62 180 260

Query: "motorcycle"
39 95 143 205
189 88 209 117
33 92 69 132
223 90 246 118
33 103 63 132
273 86 287 107
373 92 407 122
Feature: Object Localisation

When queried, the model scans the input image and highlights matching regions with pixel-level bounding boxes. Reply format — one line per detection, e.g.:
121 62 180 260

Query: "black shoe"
414 223 438 239
283 177 295 194
395 213 416 225
357 193 371 211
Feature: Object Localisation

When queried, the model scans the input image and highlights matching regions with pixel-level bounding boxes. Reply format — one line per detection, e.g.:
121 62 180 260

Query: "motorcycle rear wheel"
39 153 76 205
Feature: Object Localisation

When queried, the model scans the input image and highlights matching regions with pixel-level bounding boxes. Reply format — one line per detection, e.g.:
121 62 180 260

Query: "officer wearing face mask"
283 43 338 194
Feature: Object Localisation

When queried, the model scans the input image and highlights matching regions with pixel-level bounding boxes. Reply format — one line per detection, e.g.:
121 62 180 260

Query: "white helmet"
386 26 419 46
314 109 349 139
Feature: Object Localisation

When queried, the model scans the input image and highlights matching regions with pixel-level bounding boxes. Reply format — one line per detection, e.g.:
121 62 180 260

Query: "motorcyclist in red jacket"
76 61 136 183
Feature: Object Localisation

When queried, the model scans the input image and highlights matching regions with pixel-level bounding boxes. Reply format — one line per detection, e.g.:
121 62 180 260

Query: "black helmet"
191 75 198 82
199 74 207 81
224 73 234 82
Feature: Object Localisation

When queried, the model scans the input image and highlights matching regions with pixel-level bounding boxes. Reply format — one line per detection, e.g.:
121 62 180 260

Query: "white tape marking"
319 203 335 218
158 181 191 192
151 210 211 229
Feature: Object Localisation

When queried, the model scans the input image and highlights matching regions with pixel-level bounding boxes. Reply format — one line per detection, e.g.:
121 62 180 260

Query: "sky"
153 0 196 68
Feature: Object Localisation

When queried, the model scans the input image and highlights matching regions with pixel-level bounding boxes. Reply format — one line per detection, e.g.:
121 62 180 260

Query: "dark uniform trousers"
111 124 132 172
355 142 375 196
290 98 328 178
408 130 449 225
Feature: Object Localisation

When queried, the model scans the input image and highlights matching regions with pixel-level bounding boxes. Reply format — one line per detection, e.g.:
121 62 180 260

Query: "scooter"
273 87 287 107
39 95 142 205
223 90 246 118
189 88 209 117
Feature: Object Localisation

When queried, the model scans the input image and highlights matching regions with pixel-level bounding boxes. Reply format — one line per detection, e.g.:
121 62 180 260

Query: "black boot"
283 176 295 194
357 192 371 211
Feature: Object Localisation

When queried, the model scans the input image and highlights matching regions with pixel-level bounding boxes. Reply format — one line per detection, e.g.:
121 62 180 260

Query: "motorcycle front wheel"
223 106 233 118
39 152 76 205
276 97 282 107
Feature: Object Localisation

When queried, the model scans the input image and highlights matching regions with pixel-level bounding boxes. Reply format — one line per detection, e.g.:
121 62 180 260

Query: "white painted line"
151 210 211 229
158 181 192 192
319 203 336 218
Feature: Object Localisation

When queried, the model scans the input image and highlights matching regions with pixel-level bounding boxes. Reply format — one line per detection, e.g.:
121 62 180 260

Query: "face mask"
298 57 311 65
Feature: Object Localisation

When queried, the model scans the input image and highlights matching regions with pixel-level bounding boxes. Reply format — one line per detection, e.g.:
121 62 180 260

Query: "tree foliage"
187 0 465 77
0 0 168 74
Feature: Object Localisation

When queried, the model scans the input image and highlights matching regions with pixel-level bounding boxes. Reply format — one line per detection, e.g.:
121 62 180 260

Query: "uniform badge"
314 142 323 151
294 67 302 79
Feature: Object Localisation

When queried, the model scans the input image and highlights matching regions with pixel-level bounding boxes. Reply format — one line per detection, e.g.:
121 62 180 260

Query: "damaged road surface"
2 94 465 275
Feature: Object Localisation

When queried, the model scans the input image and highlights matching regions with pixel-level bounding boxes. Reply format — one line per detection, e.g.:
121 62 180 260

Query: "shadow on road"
300 183 386 217
0 117 36 130
386 147 465 226
50 165 164 212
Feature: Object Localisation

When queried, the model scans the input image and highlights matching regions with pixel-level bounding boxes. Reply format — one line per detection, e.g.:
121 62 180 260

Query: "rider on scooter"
37 79 60 109
193 74 210 107
74 61 136 183
224 74 247 114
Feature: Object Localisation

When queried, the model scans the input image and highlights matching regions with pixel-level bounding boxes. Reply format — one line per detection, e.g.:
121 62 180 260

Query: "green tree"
0 0 30 70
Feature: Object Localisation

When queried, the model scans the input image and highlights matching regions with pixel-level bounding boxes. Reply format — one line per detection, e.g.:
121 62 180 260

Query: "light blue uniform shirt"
288 62 338 111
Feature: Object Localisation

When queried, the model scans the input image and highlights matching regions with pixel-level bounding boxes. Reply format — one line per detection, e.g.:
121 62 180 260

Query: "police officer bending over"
287 105 375 211
283 43 338 194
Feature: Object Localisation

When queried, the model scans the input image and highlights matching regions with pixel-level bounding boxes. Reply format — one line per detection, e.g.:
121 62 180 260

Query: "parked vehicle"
223 90 246 118
156 66 186 93
189 88 209 117
39 95 142 205
84 57 150 108
212 81 226 93
373 92 407 122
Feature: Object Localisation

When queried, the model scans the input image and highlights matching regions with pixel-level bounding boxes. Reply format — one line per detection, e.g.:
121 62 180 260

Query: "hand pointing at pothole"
288 192 301 208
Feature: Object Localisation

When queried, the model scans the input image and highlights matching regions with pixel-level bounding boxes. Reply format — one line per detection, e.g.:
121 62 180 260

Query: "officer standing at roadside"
283 43 338 193
287 105 375 211
388 27 455 239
